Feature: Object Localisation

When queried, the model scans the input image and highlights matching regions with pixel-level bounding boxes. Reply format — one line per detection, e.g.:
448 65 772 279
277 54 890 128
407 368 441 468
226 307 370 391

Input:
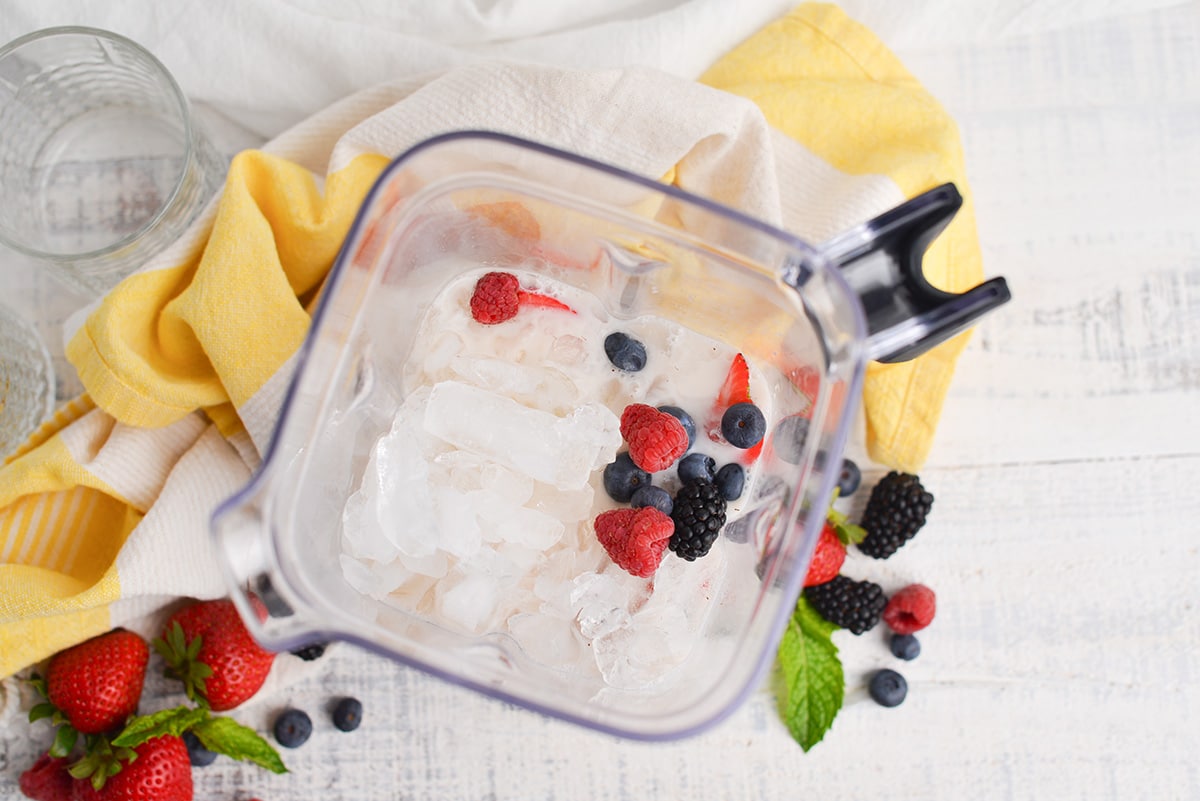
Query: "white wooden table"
2 4 1198 800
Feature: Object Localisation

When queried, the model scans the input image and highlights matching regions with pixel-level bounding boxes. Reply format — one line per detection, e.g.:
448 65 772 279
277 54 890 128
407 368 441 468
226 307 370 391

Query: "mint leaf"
112 706 210 748
193 716 287 774
775 595 844 751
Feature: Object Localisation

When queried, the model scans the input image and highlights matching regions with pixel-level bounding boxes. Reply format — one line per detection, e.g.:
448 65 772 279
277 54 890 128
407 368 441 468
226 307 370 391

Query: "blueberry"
868 669 908 707
714 463 745 501
273 708 313 748
332 697 363 732
837 458 862 497
890 633 921 661
657 405 696 449
630 485 673 516
721 402 766 449
604 332 647 372
773 415 811 464
603 453 651 502
677 452 716 483
183 731 217 767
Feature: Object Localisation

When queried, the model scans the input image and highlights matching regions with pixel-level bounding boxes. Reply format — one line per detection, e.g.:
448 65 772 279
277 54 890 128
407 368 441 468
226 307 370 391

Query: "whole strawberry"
156 598 274 711
71 735 192 801
39 629 149 736
803 522 846 587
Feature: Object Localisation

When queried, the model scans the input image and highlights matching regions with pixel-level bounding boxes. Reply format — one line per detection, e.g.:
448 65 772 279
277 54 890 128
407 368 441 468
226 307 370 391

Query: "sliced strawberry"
716 353 752 409
516 289 576 314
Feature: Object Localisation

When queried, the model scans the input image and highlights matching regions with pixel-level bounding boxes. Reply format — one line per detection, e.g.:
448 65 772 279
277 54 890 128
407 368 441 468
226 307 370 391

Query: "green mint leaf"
775 595 844 752
193 716 288 774
112 706 210 748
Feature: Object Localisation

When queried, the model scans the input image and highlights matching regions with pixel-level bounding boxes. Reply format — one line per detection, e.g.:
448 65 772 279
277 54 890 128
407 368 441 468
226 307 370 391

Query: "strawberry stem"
153 621 213 708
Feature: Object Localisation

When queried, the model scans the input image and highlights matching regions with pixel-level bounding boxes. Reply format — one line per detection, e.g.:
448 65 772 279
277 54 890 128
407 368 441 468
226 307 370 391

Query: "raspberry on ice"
593 507 675 578
619 403 689 473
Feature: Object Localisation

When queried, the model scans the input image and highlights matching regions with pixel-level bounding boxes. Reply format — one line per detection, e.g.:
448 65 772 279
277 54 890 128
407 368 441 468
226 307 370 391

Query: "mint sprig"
112 705 287 774
775 595 844 751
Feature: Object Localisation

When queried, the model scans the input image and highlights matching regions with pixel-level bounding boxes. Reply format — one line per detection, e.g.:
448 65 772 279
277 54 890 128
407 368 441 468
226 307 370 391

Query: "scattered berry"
883 584 937 634
890 633 922 661
630 485 673 516
157 597 276 711
802 522 846 587
836 458 862 496
707 354 763 462
714 463 745 501
72 734 192 801
273 709 313 749
657 405 696 449
593 507 675 578
183 730 217 767
604 332 647 372
602 453 651 502
772 415 811 464
677 452 716 484
720 402 766 449
332 697 364 732
469 271 574 324
804 575 887 635
18 753 73 801
289 642 327 661
868 669 908 707
619 403 689 473
43 628 149 735
669 480 727 560
857 472 934 559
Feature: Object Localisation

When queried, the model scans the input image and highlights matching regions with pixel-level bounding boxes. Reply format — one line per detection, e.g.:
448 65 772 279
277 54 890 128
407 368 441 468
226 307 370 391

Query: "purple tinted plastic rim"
212 130 868 741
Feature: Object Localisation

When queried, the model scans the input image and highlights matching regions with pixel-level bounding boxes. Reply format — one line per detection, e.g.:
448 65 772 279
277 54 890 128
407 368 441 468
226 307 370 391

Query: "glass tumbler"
0 302 54 460
0 27 225 296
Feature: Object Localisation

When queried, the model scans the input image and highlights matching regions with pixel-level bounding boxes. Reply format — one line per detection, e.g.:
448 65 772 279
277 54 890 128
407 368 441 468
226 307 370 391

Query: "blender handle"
817 183 1011 364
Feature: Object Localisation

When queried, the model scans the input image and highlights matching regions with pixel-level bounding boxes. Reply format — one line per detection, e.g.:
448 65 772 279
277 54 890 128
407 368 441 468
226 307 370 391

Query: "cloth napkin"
0 3 985 678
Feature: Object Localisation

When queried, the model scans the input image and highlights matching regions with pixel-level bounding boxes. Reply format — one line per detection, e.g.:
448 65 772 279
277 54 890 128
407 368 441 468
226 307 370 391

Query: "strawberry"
36 630 149 737
803 502 867 587
155 598 275 712
803 523 846 587
707 354 763 463
18 753 74 801
71 735 192 801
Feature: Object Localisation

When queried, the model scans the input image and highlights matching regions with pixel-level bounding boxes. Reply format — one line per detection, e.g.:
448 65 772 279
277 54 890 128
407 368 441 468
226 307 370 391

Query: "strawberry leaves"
154 620 214 708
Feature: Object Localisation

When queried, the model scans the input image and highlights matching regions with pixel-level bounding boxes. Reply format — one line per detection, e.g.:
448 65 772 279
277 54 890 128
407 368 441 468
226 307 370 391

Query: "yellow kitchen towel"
0 3 986 677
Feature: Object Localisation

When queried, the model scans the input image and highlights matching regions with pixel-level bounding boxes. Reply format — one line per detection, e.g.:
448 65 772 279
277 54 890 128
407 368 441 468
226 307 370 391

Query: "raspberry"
883 583 936 634
19 753 74 801
619 403 689 473
593 507 674 578
470 271 521 323
802 522 846 587
469 271 574 324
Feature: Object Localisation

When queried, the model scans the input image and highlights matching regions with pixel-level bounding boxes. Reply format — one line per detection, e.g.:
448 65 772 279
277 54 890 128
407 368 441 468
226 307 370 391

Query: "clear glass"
0 27 225 296
213 132 868 740
0 302 54 460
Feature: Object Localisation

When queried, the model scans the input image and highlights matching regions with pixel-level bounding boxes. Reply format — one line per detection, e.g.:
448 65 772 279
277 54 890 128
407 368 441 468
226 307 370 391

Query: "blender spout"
817 183 1010 364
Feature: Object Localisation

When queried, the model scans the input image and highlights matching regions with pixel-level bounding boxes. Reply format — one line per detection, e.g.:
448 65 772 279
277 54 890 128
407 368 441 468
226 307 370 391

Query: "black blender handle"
819 183 1011 363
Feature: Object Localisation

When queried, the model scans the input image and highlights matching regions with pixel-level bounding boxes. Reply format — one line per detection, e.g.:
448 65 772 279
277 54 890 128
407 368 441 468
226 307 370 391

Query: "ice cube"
529 482 594 523
423 331 464 377
507 613 584 668
592 606 692 689
432 486 482 559
396 547 450 579
571 572 635 640
547 334 586 366
423 381 620 489
450 356 580 411
341 494 400 563
435 571 500 634
492 505 565 550
479 463 535 505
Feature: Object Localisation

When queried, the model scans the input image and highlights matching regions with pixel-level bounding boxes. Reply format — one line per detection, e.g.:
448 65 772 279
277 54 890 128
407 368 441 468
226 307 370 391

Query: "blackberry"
804 575 887 634
669 479 727 560
857 472 934 559
290 641 327 661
